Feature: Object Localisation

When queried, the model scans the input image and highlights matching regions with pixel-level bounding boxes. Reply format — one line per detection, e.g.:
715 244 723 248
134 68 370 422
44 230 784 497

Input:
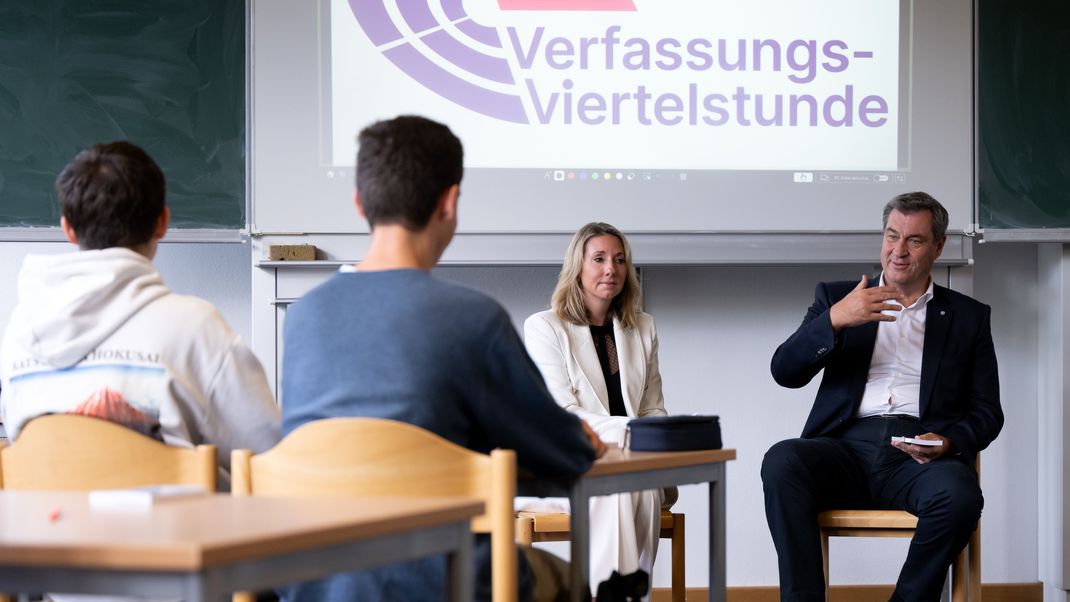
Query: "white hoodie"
0 248 280 478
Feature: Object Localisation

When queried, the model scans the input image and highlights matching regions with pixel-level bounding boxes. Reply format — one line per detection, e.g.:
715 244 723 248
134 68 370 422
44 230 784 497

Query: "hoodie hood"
10 248 170 369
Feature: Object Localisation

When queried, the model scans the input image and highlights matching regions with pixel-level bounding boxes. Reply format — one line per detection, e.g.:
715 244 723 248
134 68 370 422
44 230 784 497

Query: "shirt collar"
877 273 934 310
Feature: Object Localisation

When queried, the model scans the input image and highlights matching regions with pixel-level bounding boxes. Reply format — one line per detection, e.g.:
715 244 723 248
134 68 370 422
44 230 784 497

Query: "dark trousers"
761 416 982 602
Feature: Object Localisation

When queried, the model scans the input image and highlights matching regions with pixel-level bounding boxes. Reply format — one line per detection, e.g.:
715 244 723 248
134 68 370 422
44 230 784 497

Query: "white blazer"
524 309 667 443
523 310 668 586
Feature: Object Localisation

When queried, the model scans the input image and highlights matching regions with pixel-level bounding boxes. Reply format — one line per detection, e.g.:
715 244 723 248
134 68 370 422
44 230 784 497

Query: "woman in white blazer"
523 222 670 594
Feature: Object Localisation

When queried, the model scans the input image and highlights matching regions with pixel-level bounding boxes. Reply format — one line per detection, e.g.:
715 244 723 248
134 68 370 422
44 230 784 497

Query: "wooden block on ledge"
268 244 317 261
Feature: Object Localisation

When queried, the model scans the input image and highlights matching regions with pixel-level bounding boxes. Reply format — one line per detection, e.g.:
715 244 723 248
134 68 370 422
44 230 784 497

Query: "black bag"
627 415 722 451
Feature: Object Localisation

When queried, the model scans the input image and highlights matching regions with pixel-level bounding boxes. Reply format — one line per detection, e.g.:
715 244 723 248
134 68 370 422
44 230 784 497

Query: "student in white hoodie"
0 141 280 485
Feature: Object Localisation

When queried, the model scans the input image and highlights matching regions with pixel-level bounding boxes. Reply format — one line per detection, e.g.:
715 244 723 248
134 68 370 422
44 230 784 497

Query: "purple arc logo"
347 0 636 124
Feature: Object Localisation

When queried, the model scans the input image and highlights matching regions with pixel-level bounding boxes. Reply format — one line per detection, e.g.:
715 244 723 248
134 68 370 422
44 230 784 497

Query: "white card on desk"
89 484 209 511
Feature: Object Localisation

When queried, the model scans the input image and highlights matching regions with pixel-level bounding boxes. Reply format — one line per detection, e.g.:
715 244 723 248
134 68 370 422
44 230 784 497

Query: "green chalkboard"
978 0 1070 230
0 0 244 229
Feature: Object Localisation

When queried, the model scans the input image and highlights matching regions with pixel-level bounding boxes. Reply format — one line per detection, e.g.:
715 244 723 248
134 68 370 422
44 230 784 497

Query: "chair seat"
819 507 979 601
515 510 685 602
517 510 677 536
818 509 918 532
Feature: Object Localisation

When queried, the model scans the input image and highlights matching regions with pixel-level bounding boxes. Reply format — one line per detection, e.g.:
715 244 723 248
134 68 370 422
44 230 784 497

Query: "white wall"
1036 245 1070 600
0 241 254 343
0 239 1039 588
974 242 1039 583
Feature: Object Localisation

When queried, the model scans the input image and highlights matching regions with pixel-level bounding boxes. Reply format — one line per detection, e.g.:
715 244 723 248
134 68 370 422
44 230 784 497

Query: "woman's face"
580 234 626 307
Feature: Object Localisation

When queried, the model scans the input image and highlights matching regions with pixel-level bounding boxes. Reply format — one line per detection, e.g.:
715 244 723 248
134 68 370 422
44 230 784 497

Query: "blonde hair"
551 222 642 328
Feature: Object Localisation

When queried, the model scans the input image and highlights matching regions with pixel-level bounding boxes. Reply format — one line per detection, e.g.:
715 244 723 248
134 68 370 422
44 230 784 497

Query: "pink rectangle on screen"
498 0 636 10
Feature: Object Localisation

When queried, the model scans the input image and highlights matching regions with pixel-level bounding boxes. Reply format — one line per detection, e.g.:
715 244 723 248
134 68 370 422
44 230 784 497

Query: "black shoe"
595 569 650 602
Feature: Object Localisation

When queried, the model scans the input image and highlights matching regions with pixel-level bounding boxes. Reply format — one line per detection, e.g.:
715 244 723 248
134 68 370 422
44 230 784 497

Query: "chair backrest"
0 414 217 491
231 418 517 602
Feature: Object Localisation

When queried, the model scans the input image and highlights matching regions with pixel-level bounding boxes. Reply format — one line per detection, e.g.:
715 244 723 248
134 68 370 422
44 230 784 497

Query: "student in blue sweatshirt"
281 115 605 602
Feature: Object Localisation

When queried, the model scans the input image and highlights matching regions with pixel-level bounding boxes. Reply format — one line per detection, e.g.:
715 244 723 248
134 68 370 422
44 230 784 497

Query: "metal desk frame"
521 448 735 602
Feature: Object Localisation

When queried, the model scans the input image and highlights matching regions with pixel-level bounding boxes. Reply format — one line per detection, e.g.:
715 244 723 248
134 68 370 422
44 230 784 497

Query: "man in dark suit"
762 192 1003 602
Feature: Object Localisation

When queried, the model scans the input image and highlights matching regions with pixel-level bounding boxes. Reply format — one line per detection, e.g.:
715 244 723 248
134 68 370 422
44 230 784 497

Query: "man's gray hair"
882 191 949 241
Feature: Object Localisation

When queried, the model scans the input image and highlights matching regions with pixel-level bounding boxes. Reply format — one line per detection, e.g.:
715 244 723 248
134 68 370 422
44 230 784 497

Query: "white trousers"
516 418 664 596
515 487 663 596
586 486 664 595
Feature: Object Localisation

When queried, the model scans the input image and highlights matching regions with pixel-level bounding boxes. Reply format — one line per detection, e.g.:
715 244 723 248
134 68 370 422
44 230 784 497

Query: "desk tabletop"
586 448 737 476
0 492 482 572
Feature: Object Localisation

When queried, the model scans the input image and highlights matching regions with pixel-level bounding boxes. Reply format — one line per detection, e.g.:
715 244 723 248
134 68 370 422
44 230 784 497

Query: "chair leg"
951 544 967 602
820 531 830 602
968 527 981 601
670 513 685 602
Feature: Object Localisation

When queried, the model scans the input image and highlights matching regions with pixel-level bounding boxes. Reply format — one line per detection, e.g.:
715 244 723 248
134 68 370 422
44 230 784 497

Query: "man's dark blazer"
770 279 1003 460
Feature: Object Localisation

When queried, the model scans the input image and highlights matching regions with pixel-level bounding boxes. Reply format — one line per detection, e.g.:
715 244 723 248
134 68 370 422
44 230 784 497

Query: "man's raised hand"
829 275 907 333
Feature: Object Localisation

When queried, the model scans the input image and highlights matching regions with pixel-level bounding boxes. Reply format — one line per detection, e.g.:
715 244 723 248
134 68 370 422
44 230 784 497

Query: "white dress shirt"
856 274 934 418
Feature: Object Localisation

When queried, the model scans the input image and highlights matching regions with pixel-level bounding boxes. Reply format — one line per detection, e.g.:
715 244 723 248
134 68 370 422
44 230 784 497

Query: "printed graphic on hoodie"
6 359 166 441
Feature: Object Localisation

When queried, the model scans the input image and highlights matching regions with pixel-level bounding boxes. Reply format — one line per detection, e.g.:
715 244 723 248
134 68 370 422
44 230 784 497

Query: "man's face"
880 209 945 292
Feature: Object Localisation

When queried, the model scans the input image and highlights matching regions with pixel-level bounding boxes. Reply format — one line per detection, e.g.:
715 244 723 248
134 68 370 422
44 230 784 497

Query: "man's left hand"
579 419 608 459
890 432 951 464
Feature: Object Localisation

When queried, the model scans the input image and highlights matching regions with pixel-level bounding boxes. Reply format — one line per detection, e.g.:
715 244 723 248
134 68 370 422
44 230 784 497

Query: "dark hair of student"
55 141 166 250
883 191 949 242
355 115 464 231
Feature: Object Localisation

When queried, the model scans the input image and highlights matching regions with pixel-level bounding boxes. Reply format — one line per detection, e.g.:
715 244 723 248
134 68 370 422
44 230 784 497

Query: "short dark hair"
355 115 463 230
56 141 166 250
882 191 949 241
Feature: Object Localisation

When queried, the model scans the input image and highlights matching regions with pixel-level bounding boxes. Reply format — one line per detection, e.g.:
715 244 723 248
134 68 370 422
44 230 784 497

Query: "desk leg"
569 484 591 602
181 574 207 602
446 524 474 602
708 465 727 602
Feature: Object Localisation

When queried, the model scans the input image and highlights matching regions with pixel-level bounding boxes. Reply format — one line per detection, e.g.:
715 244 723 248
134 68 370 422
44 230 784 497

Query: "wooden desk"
0 491 482 601
520 448 737 602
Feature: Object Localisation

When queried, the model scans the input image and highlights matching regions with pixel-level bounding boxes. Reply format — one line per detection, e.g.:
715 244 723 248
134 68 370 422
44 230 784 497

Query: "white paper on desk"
89 484 208 511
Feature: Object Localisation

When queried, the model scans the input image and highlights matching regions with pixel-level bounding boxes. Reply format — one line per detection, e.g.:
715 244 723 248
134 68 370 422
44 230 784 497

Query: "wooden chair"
515 509 686 602
231 418 518 602
818 457 982 602
0 413 216 491
0 414 217 602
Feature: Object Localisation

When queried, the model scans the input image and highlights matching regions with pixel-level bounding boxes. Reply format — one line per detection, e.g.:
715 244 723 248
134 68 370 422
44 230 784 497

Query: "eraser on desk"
268 244 317 261
89 484 209 511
